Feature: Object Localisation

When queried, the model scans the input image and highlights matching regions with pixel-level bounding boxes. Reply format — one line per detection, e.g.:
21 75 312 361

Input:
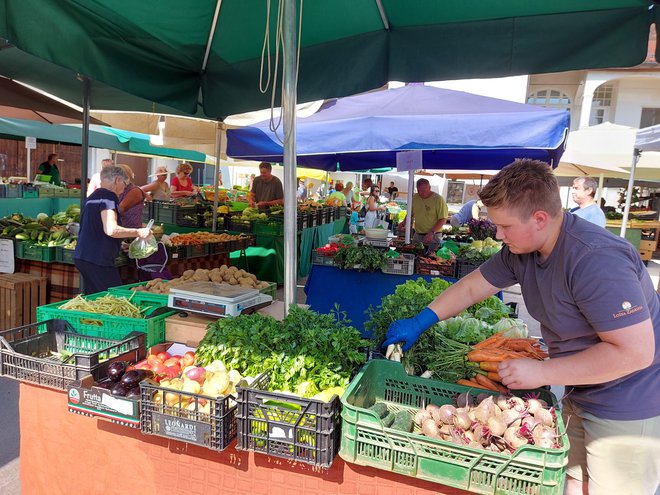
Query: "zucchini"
382 411 395 428
390 410 413 432
368 402 390 419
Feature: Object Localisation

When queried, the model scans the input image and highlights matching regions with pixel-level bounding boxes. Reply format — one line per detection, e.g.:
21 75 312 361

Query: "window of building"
589 83 615 125
640 108 660 128
526 89 571 108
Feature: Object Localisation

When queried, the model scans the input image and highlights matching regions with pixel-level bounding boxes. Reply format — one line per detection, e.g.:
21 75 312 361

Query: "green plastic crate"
55 246 76 264
340 360 568 495
36 292 173 348
16 241 56 262
253 219 284 236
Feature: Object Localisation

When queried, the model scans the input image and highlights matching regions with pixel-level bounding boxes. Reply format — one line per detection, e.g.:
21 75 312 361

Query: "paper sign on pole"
25 137 37 149
396 150 422 172
0 239 15 273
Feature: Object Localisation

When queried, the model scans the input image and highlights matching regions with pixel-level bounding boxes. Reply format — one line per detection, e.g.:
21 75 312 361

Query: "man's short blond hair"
479 159 562 220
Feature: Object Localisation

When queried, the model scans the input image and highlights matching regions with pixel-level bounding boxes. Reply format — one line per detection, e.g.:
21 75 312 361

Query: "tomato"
167 364 181 376
161 366 180 380
163 357 180 368
147 354 163 367
182 351 196 367
157 351 171 362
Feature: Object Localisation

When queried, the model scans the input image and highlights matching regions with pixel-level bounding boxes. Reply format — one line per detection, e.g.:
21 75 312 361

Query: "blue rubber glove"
382 307 439 351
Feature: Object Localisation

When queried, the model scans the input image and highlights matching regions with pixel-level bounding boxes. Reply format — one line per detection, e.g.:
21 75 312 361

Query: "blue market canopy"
226 85 570 171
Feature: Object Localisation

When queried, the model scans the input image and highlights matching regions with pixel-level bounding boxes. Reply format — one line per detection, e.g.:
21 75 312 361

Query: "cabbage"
492 318 528 338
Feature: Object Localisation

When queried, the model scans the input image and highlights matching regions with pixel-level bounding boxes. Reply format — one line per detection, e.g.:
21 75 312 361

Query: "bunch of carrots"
456 332 549 393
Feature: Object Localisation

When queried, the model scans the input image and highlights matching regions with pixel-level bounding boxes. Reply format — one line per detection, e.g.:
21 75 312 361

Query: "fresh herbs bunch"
195 306 367 397
334 245 386 271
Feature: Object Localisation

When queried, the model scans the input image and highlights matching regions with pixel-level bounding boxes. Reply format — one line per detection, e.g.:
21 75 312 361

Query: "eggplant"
125 387 141 400
106 361 128 382
111 383 128 397
95 380 114 390
120 369 154 389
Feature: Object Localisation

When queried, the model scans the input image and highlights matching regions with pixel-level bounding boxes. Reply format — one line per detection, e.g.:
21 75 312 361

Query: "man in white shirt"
87 158 114 197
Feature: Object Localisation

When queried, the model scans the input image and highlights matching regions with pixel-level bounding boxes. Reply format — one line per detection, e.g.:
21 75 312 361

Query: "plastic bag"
128 234 158 259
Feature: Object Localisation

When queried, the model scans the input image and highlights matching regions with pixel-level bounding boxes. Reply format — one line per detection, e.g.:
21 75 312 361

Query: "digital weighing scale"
168 281 273 318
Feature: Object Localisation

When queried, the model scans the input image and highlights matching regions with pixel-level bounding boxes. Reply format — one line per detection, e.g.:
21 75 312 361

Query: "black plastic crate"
167 245 187 260
456 258 486 278
140 379 238 451
208 240 230 255
236 371 341 467
297 214 307 231
175 204 202 227
0 319 146 391
152 200 176 224
227 214 253 233
142 201 154 224
185 243 209 258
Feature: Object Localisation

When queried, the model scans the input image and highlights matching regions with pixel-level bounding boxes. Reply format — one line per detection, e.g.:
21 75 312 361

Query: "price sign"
396 150 423 172
25 136 37 149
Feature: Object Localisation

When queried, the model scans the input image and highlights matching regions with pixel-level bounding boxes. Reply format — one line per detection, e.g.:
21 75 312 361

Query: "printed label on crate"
152 412 211 443
67 385 139 424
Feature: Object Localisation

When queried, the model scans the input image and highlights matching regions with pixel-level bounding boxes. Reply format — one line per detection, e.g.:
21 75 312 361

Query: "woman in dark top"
74 166 151 294
117 164 146 228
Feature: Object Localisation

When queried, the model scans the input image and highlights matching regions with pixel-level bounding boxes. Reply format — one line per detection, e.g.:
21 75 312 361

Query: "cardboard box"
639 240 656 252
165 314 215 347
639 249 653 261
67 374 141 428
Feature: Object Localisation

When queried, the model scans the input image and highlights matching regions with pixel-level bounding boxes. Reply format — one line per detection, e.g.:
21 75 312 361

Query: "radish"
436 404 456 425
421 418 440 438
487 414 508 436
473 396 500 424
533 407 555 427
413 409 431 426
503 426 529 450
453 410 472 430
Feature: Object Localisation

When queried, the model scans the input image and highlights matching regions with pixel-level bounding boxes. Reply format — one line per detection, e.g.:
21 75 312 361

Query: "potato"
249 274 257 282
210 272 223 283
192 268 209 281
181 269 195 280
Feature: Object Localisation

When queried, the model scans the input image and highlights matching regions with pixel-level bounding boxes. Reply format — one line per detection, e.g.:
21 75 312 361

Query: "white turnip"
413 409 431 426
473 396 500 424
421 418 440 438
496 394 511 410
503 426 529 450
453 410 473 430
487 415 508 436
533 407 554 427
436 404 456 424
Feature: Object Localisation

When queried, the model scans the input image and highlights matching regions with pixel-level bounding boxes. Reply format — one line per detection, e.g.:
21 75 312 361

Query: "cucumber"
368 402 390 419
390 410 413 432
382 411 395 428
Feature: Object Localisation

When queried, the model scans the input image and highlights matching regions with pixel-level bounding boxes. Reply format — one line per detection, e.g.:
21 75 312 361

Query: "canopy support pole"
596 173 604 204
212 122 223 232
283 0 298 313
405 170 414 243
80 76 91 204
26 147 31 181
620 149 640 238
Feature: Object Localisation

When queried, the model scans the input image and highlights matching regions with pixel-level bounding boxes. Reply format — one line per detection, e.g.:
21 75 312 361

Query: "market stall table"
0 197 79 217
20 382 472 495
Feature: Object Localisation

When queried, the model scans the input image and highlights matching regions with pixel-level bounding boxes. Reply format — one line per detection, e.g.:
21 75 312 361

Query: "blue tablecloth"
304 264 456 336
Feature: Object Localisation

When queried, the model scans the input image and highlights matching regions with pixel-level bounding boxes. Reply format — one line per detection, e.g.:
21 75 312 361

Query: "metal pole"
282 0 298 312
596 173 604 204
620 149 640 238
26 148 31 181
212 123 222 232
80 76 91 205
405 170 414 243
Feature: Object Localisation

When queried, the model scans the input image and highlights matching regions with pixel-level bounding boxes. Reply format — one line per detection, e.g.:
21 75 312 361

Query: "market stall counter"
20 382 471 495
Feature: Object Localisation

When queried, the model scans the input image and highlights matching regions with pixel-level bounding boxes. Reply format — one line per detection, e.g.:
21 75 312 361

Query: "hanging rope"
258 0 304 146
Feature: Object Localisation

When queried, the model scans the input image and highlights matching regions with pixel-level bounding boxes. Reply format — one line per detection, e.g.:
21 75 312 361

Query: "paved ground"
1 260 658 495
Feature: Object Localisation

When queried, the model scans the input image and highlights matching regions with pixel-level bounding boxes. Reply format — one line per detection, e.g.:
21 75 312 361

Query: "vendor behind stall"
141 165 171 201
450 199 485 228
249 161 284 208
37 153 61 185
406 178 448 252
74 166 151 294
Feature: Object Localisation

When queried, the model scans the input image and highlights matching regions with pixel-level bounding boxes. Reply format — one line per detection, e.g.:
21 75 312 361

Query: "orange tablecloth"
20 383 470 495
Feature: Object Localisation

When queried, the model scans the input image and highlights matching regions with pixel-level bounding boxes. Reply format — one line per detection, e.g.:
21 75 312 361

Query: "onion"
533 407 555 427
413 409 431 426
453 410 473 430
487 415 508 436
421 418 440 438
503 426 529 450
435 404 456 424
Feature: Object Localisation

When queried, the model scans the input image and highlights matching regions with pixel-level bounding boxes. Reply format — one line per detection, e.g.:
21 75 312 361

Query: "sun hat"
150 165 170 177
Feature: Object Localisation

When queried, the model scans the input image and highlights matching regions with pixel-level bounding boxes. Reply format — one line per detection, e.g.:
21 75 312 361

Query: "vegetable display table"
0 197 79 217
19 382 471 495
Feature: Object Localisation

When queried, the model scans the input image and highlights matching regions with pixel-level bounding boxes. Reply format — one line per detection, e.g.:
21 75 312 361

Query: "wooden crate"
0 273 47 331
639 239 656 252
